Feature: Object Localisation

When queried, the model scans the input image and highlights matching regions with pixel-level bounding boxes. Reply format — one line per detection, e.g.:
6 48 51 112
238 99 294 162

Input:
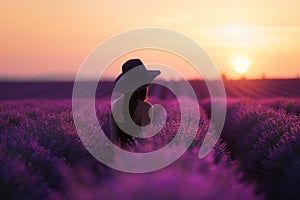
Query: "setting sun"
232 56 250 74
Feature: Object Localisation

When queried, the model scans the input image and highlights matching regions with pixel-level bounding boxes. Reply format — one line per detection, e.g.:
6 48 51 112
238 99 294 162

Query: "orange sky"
1 0 300 80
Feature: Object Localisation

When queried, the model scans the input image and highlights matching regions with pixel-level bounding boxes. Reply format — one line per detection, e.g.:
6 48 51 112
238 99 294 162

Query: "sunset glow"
0 1 299 80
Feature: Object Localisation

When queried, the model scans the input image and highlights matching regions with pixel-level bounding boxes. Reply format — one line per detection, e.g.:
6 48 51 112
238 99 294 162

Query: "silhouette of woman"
109 59 160 147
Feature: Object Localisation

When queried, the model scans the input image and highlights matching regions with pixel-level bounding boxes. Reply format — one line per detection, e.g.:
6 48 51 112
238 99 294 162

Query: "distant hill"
0 79 299 100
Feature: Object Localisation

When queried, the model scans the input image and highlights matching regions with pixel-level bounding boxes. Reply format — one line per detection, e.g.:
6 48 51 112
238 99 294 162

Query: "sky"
1 0 300 80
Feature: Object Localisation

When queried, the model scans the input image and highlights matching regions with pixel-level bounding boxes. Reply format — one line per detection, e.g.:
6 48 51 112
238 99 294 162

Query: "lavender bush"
219 100 300 199
55 149 262 200
0 98 263 199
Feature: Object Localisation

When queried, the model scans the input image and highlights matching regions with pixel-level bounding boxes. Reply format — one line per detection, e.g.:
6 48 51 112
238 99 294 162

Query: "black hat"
113 59 161 93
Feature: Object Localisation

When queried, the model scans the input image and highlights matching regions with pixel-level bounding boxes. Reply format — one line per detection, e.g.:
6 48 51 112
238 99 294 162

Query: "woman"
109 59 160 147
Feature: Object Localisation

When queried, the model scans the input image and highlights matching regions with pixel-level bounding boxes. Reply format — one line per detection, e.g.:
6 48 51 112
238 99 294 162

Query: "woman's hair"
113 85 148 146
123 85 147 119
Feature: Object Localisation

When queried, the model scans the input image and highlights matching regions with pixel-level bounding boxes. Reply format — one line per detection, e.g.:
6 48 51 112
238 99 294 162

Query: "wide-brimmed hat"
113 59 161 93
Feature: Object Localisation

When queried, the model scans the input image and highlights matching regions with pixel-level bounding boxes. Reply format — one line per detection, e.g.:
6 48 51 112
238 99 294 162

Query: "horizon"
1 73 299 82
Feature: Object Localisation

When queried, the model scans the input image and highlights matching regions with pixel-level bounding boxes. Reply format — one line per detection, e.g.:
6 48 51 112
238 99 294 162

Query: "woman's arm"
139 101 152 126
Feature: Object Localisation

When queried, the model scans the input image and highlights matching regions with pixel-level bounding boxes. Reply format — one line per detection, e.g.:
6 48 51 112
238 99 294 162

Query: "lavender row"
220 100 300 199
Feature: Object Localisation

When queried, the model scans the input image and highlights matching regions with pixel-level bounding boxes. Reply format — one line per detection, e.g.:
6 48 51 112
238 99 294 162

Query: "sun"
232 56 250 74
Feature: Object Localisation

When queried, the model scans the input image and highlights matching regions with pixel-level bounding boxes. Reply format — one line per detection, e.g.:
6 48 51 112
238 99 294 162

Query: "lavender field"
1 79 300 200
